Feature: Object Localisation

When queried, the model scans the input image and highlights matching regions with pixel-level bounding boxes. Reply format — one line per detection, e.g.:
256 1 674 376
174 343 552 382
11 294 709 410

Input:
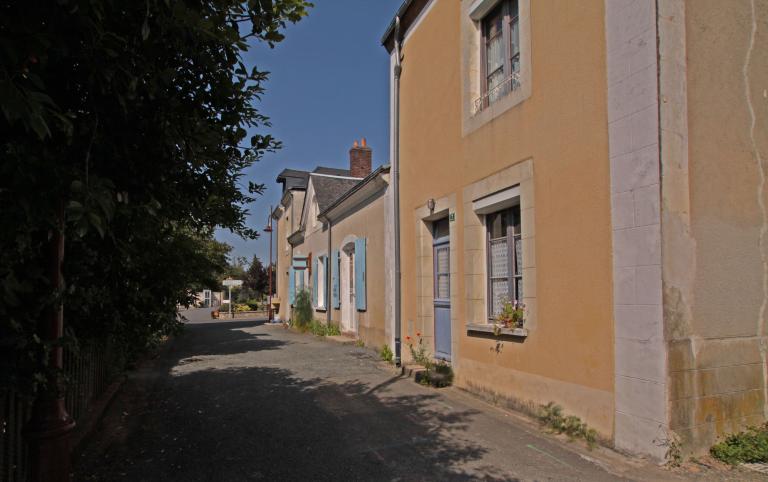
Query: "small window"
477 0 520 112
486 205 522 320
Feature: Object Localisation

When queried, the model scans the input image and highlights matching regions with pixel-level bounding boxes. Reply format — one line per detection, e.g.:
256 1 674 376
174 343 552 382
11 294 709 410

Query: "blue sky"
215 0 401 263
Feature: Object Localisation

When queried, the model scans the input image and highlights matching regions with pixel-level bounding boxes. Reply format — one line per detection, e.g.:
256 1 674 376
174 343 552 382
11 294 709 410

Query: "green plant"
711 424 768 465
234 304 251 312
304 320 341 337
406 332 431 366
538 402 598 449
495 297 525 329
417 360 454 388
292 290 313 330
379 344 394 363
355 338 365 348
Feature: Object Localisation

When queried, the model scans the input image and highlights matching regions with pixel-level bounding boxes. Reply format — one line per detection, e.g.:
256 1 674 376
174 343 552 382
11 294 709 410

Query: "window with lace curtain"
480 0 520 109
486 205 522 320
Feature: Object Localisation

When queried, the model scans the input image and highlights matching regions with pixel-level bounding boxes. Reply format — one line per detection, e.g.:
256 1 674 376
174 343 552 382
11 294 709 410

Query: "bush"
711 424 768 465
379 344 394 363
292 290 313 330
234 304 251 312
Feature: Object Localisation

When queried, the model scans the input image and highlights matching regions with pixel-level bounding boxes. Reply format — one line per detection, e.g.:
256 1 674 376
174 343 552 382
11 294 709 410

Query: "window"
317 255 326 309
486 205 522 320
433 218 450 301
479 0 520 111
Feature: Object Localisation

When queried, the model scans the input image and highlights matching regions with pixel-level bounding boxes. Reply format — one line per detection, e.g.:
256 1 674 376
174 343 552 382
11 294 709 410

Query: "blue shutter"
332 249 340 309
355 238 366 311
322 256 329 308
289 267 295 305
312 257 318 307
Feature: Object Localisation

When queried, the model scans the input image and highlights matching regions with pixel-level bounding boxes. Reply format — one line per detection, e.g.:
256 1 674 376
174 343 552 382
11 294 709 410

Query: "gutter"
381 0 414 46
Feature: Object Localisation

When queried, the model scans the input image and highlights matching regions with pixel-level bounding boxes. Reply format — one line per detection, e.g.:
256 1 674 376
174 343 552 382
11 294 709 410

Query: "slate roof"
313 166 352 177
275 169 309 191
311 175 363 212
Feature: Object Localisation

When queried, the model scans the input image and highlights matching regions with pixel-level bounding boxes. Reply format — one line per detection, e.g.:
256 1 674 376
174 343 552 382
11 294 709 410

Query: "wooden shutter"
355 238 367 311
289 267 295 305
312 257 318 307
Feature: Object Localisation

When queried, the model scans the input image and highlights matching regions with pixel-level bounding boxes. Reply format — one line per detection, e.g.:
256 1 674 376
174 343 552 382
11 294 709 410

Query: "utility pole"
265 206 274 322
26 202 75 482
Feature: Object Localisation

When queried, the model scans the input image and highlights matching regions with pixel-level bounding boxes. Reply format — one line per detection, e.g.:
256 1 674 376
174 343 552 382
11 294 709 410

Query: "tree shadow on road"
75 323 518 481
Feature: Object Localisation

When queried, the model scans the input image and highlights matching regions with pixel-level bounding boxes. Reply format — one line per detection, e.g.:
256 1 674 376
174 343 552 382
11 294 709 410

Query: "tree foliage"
244 254 268 296
0 0 311 393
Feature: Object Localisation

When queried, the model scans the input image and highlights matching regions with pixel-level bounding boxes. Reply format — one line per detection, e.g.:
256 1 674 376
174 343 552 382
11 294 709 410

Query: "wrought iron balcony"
473 72 521 115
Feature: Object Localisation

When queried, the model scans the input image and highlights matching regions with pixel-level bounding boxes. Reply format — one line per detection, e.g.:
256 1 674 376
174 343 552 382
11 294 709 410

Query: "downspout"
393 17 403 366
326 217 332 326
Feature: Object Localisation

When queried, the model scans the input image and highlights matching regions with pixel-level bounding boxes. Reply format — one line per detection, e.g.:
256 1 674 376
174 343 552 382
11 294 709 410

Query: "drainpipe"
326 218 332 326
393 17 403 366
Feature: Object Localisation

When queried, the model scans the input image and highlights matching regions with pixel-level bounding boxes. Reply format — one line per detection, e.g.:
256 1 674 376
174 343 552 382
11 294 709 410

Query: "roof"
381 0 432 52
313 166 352 177
310 176 363 212
319 165 391 220
275 169 309 191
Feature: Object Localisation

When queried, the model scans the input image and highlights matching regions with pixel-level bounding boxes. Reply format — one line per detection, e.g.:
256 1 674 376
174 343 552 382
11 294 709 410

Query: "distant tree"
0 0 312 394
244 255 268 296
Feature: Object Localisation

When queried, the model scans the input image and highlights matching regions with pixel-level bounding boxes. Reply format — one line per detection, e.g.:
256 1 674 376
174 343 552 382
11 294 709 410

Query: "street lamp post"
265 207 274 322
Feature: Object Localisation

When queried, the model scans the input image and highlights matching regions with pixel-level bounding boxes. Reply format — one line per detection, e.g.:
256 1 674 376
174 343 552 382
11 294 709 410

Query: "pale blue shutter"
322 256 329 308
355 238 366 311
312 257 318 307
289 267 295 305
332 249 340 309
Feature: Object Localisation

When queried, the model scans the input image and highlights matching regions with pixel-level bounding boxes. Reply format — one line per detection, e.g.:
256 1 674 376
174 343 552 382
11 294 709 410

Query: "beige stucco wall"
289 182 390 350
275 190 305 321
664 0 768 455
397 0 615 435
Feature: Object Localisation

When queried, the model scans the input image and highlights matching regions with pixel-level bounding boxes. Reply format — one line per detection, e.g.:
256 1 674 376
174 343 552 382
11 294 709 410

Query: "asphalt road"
73 312 746 481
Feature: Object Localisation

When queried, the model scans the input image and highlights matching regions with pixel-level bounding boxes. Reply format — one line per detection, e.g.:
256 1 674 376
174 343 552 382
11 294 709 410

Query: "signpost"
222 279 243 317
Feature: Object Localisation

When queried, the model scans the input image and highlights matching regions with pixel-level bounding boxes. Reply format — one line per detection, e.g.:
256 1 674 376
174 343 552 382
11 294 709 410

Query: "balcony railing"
473 72 521 115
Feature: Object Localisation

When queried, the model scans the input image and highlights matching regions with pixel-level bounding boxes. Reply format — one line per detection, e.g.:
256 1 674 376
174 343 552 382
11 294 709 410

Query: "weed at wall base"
711 423 768 465
538 402 598 449
379 344 394 363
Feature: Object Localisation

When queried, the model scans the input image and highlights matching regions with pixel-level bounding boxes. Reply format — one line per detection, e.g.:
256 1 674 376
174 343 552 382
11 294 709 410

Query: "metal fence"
0 341 118 482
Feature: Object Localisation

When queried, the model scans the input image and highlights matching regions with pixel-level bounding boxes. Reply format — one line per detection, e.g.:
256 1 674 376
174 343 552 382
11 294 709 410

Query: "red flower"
405 335 412 342
416 331 421 337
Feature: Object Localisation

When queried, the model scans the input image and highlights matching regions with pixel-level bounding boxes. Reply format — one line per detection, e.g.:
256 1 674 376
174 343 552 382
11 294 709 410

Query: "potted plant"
495 297 525 330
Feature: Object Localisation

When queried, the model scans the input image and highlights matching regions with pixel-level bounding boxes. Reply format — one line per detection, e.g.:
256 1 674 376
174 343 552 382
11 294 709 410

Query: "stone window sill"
466 323 529 338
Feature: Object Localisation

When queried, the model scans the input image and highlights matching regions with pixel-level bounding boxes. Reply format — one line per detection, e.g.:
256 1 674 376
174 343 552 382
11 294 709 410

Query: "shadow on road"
75 322 517 481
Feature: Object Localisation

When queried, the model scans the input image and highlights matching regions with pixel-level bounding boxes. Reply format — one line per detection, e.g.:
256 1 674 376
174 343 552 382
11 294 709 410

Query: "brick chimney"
349 138 372 178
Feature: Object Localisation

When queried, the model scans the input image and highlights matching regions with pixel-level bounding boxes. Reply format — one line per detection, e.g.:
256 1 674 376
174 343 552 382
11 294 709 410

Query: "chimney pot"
361 137 367 147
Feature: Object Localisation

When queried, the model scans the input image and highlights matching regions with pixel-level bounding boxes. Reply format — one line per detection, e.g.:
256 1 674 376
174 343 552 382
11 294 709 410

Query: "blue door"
434 237 451 360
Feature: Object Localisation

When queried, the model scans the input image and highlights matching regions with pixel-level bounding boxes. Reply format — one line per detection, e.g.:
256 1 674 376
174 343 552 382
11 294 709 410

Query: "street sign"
222 279 243 287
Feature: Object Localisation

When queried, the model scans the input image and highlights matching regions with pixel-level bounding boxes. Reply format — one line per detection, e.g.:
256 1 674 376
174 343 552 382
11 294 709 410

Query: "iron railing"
473 72 521 115
0 341 120 482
